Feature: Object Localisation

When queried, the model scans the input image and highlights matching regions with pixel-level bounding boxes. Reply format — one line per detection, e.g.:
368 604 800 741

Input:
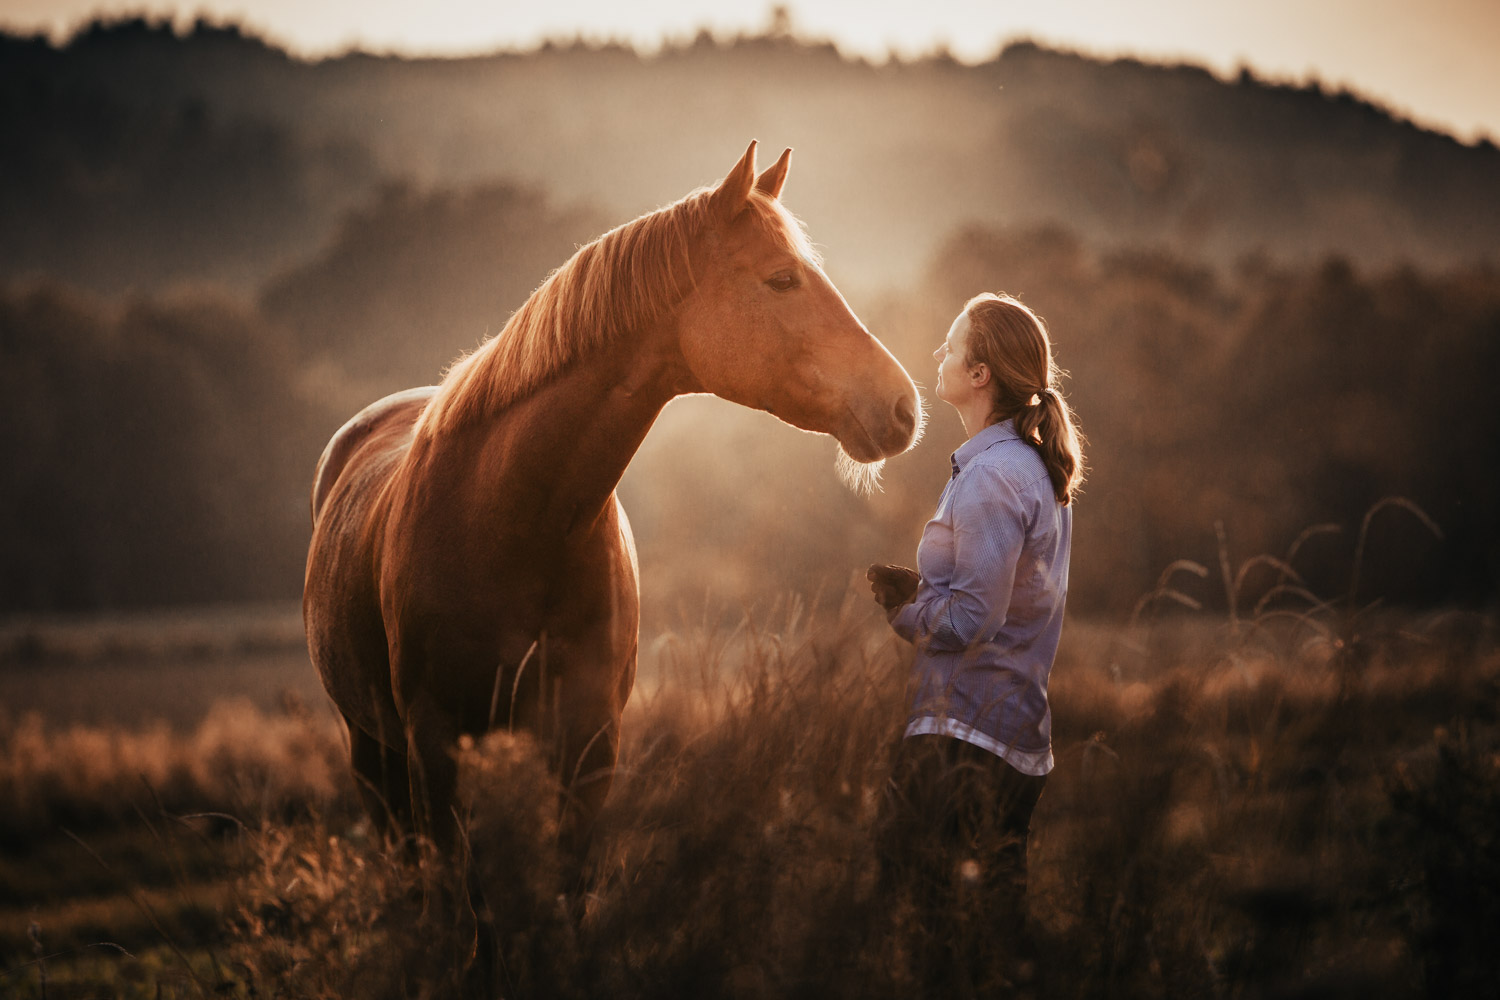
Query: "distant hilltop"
4 18 1498 295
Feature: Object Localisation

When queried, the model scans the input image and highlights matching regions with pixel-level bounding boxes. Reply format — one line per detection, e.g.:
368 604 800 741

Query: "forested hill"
4 18 1498 296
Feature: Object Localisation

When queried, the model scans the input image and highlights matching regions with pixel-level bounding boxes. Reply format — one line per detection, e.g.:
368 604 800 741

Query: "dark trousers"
876 734 1047 996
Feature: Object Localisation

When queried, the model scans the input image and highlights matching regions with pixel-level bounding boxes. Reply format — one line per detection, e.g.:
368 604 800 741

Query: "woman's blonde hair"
963 292 1087 505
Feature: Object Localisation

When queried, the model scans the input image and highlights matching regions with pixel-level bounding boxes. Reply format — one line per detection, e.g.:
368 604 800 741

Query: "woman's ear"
970 363 991 389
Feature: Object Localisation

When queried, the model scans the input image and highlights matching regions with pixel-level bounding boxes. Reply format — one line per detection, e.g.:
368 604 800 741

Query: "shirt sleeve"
890 462 1026 651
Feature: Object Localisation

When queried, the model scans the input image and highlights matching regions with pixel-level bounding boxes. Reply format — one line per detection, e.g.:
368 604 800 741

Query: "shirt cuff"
889 600 921 641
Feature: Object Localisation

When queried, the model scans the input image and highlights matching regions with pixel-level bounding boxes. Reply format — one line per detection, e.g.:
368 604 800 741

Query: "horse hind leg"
346 716 413 840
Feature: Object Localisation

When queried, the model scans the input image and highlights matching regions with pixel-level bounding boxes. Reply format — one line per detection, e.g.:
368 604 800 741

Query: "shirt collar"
950 419 1020 477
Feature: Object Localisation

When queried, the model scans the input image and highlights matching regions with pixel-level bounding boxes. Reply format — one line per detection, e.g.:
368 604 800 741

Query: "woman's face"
933 311 978 407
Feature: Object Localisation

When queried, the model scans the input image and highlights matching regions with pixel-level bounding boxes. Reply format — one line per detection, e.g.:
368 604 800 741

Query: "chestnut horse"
303 142 922 863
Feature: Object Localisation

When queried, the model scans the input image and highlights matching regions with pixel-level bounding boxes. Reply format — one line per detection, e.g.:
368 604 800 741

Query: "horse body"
307 338 670 848
304 142 922 859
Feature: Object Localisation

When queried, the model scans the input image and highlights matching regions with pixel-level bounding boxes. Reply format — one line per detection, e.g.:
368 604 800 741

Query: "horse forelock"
414 186 818 438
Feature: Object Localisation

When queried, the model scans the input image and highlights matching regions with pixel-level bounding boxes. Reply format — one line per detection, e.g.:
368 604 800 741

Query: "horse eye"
766 272 799 292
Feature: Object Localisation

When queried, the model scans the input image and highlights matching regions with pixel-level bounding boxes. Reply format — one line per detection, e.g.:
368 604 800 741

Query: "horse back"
311 386 439 523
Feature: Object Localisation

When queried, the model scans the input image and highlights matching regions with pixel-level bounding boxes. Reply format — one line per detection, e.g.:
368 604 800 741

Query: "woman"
869 291 1084 993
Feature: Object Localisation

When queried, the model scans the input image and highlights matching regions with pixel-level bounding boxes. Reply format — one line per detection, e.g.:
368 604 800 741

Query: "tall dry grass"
5 512 1499 999
223 595 1497 999
0 695 345 846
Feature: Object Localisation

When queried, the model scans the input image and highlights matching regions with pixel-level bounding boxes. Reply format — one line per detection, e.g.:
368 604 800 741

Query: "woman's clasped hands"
866 563 920 618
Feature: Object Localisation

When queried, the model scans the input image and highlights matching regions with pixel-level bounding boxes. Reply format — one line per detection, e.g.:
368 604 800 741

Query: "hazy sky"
4 0 1497 142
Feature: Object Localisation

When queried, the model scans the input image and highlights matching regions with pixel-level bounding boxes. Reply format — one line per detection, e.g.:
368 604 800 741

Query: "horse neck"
427 319 692 535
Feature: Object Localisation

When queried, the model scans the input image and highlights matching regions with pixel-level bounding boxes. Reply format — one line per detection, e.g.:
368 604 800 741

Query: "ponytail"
1012 385 1086 506
963 293 1087 505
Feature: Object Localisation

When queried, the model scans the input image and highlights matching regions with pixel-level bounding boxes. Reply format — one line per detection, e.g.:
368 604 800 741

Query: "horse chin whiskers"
835 446 885 496
908 391 930 451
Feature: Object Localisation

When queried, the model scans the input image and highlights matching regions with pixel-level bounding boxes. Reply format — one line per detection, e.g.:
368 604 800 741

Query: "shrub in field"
232 823 448 999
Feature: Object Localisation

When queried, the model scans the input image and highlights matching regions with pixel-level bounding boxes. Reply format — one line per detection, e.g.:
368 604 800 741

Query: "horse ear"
711 140 758 222
755 147 791 200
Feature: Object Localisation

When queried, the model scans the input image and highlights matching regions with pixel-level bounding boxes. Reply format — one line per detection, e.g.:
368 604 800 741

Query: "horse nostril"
894 392 917 436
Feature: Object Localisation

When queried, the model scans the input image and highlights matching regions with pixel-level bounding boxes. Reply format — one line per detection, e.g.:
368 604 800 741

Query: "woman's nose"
933 345 943 361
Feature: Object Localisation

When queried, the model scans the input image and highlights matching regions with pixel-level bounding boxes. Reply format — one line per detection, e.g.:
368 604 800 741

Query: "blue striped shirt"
890 419 1072 775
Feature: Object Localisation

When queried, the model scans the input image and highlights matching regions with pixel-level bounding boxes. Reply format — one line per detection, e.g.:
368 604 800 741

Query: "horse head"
676 141 924 489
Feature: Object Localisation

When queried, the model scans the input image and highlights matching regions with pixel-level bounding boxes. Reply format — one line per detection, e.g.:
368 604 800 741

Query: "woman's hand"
867 563 920 612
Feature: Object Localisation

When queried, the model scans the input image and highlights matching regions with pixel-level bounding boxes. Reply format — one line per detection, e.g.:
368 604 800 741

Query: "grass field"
2 584 1497 998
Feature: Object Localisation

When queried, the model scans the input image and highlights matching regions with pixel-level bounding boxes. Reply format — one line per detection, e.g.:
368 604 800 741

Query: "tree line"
3 180 1494 616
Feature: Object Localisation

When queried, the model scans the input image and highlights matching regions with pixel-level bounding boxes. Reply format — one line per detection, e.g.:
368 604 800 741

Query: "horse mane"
415 187 819 438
